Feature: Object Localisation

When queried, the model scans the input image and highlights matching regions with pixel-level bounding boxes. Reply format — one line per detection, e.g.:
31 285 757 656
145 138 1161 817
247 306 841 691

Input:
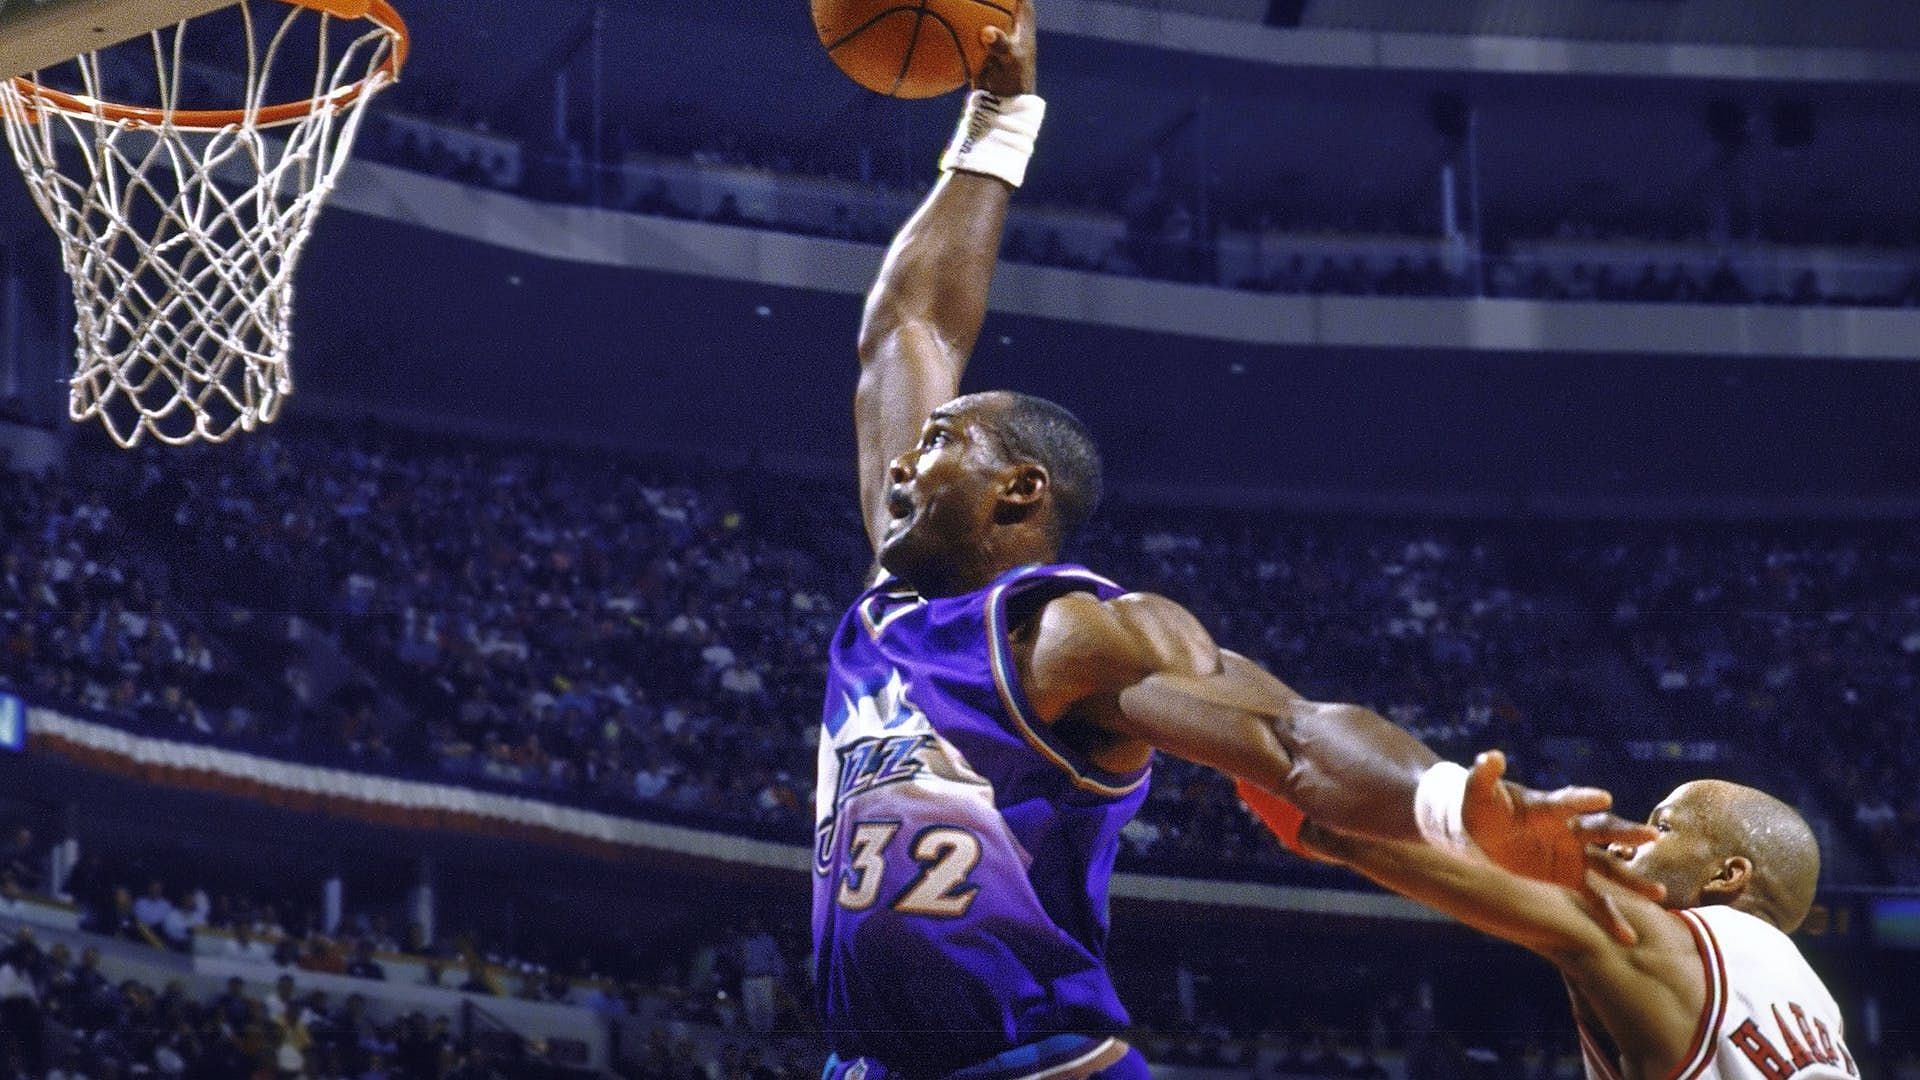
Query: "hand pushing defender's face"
880 391 1102 597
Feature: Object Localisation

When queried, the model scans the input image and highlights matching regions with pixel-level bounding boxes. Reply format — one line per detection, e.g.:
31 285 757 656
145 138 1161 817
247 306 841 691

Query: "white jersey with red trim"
1578 906 1857 1080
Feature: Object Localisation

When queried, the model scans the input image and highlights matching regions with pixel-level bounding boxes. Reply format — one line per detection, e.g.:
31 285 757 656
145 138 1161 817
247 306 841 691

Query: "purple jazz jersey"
813 563 1152 1075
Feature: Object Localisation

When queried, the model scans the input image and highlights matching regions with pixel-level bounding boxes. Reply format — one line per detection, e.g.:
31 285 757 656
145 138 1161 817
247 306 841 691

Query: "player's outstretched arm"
1299 814 1705 1073
1023 593 1658 879
1300 817 1664 955
1024 591 1416 840
854 2 1038 552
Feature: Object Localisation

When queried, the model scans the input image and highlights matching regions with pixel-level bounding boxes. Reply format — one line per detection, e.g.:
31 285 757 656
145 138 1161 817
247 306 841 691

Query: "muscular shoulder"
1020 591 1220 720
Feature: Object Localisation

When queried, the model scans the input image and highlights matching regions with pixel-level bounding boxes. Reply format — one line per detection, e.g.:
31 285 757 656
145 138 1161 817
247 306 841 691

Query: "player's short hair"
981 392 1103 541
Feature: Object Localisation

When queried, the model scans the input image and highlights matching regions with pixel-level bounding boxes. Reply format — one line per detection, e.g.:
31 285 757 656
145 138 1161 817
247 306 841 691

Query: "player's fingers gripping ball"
814 0 1018 98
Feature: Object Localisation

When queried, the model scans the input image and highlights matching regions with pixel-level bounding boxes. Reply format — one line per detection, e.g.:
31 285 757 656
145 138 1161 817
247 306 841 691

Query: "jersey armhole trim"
1665 909 1730 1080
1575 1016 1625 1080
984 577 1149 799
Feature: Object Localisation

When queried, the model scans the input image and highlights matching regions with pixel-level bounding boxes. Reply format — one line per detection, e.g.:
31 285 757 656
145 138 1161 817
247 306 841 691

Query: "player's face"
879 401 1011 587
1608 784 1715 909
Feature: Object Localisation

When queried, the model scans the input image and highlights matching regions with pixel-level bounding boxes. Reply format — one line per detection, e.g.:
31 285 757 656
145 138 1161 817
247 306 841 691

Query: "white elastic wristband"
1414 761 1483 858
940 91 1046 189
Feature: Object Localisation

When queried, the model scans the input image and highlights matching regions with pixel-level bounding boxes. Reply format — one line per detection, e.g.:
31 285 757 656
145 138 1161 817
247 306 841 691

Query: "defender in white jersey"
1625 905 1857 1080
1305 759 1854 1080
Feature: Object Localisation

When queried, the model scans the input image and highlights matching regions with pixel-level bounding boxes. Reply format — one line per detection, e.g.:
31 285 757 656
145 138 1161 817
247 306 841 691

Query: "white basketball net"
0 1 401 447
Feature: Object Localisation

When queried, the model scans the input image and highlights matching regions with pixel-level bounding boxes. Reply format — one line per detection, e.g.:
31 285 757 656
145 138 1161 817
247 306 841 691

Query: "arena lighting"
0 691 22 753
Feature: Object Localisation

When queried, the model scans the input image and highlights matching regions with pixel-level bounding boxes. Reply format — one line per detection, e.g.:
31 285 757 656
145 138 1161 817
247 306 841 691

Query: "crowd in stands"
0 465 323 749
0 428 1599 877
2 422 1916 886
353 101 1920 312
1564 529 1920 883
0 828 824 1077
0 419 1916 1076
66 26 1920 310
0 921 568 1079
6 821 1821 1080
9 837 1911 1080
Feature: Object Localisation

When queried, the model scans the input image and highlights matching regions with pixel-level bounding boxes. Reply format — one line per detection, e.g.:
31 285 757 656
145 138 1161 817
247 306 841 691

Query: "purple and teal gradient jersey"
813 563 1152 1076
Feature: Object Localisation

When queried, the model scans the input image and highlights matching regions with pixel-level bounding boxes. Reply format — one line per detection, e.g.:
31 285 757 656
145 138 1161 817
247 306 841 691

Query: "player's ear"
1700 855 1752 901
999 462 1048 508
992 462 1048 529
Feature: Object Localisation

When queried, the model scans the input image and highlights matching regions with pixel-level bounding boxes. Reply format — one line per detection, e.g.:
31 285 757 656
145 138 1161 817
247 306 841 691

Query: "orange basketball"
813 0 1017 99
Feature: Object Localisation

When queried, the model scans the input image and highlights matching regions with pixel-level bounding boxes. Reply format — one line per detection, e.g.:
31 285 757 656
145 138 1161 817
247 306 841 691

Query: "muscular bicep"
854 325 962 551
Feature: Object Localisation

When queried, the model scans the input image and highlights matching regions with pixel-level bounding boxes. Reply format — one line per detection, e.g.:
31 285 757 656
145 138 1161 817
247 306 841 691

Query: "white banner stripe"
27 706 808 872
27 705 1450 923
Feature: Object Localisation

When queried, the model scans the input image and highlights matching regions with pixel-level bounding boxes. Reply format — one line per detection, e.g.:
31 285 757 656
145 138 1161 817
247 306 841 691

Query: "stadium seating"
350 107 1920 313
1 423 1910 887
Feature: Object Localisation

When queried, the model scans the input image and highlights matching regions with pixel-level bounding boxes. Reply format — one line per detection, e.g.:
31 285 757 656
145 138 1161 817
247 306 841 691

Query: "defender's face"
1608 784 1716 909
879 403 1006 585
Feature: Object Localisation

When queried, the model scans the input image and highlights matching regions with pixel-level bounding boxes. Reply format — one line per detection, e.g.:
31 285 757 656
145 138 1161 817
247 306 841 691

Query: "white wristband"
1414 761 1483 858
940 91 1046 189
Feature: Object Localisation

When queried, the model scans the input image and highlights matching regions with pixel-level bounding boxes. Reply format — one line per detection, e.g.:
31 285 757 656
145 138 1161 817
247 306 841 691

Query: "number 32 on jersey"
835 822 982 918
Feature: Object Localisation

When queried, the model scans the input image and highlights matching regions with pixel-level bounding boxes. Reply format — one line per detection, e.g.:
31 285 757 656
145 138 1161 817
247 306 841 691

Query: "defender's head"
880 391 1102 596
1610 780 1821 932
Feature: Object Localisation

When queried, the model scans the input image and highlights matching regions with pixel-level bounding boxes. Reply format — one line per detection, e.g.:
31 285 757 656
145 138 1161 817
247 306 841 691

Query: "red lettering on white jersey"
1578 907 1853 1080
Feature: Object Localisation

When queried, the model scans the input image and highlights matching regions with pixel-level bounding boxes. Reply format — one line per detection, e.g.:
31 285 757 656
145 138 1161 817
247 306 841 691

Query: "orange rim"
8 0 408 130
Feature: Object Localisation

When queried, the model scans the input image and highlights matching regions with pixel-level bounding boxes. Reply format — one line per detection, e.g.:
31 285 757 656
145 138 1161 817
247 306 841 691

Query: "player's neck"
903 534 1059 598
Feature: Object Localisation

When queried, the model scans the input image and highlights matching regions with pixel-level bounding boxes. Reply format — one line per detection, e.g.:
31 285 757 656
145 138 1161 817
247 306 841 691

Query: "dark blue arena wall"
292 209 1920 512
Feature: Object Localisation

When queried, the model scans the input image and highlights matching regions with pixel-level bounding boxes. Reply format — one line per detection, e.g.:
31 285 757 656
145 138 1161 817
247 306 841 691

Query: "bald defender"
1302 756 1857 1080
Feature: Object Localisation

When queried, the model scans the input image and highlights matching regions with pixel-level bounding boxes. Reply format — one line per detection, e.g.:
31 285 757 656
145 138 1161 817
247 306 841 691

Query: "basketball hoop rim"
7 0 409 131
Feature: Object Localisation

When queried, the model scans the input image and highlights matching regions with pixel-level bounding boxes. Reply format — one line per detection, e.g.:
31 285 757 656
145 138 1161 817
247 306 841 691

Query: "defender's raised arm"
854 3 1039 552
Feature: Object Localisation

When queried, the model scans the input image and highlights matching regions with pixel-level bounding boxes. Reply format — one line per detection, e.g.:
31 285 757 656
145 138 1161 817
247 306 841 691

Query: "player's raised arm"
855 2 1040 552
1021 593 1659 901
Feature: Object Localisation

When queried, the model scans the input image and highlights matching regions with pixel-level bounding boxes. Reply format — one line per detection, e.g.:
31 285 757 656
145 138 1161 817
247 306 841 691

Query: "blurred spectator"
0 829 40 894
347 939 388 981
738 917 786 1036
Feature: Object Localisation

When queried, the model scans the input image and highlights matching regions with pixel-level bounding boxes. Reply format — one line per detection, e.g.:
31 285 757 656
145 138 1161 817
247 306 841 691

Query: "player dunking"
813 5 1656 1078
1305 757 1856 1080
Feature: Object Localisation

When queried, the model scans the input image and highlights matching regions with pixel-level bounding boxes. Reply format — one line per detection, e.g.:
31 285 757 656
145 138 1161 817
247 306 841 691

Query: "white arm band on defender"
940 91 1047 189
1414 761 1482 858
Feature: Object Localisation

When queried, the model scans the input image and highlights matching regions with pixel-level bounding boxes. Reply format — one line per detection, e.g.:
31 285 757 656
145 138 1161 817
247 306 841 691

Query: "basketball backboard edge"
2 0 239 79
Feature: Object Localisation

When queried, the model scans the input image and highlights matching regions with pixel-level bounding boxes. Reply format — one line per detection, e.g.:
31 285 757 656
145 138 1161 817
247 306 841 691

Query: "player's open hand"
1462 751 1665 944
977 0 1037 97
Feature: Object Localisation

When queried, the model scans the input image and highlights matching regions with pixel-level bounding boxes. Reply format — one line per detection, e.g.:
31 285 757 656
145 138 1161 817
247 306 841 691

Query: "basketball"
813 0 1016 99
